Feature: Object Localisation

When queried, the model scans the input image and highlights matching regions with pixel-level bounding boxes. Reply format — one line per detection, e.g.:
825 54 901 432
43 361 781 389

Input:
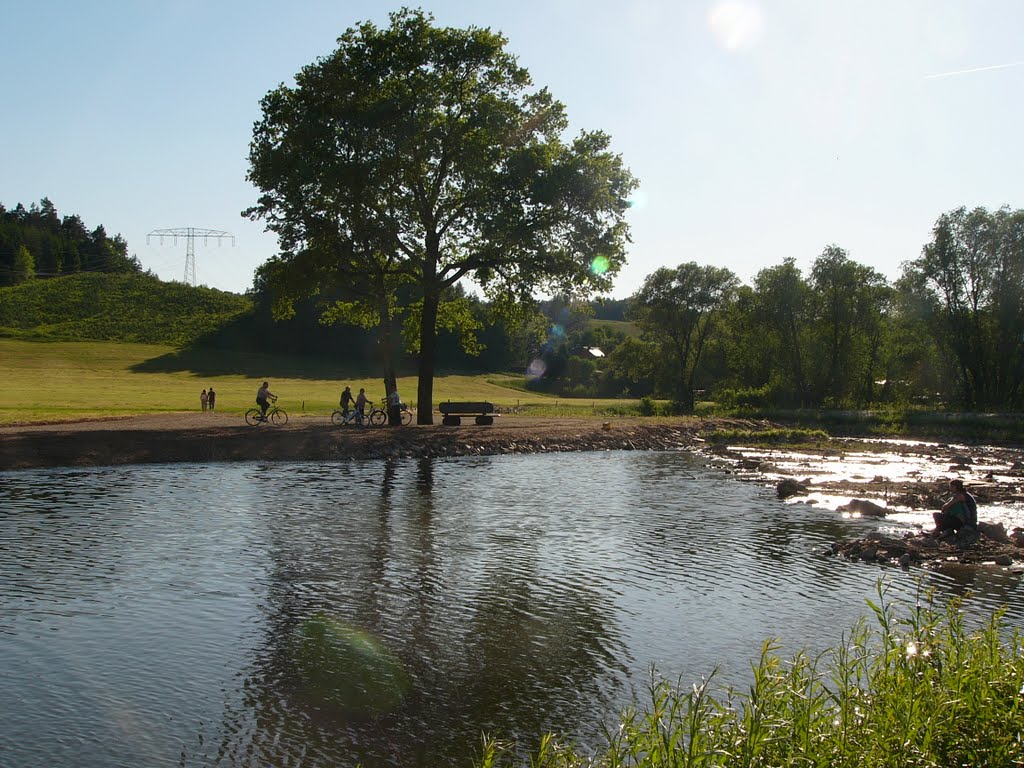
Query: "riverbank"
4 413 1022 566
0 412 741 470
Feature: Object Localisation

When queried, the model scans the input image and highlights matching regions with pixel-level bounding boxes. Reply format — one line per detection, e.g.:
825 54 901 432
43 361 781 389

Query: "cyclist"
256 381 276 418
340 385 354 416
354 387 368 419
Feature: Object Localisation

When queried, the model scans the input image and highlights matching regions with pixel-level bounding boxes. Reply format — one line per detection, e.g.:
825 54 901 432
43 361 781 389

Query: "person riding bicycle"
354 387 368 418
340 385 354 416
256 381 276 418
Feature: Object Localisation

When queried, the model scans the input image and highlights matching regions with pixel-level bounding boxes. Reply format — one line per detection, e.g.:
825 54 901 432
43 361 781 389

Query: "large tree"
904 206 1024 408
629 262 739 413
245 9 636 422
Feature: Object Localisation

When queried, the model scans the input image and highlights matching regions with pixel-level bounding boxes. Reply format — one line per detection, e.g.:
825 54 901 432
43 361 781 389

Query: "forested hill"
0 272 252 346
0 198 140 286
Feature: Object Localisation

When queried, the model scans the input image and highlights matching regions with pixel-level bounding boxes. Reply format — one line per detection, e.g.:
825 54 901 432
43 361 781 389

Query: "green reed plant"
476 581 1024 767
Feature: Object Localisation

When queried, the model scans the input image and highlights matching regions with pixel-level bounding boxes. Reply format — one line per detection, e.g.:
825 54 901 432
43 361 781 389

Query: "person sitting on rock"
931 478 977 538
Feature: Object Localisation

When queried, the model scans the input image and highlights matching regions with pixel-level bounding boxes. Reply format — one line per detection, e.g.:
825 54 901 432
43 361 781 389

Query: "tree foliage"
902 206 1024 408
629 262 739 413
245 8 636 422
0 198 140 286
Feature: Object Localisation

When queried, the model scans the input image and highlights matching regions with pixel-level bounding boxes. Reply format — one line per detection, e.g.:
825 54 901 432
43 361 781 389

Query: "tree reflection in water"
194 457 627 767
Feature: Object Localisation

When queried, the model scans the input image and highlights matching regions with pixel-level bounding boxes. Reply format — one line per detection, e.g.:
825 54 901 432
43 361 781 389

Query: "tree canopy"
0 198 139 287
245 8 636 422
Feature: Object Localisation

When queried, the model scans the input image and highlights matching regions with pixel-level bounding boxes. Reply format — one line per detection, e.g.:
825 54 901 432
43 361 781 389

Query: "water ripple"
1 453 1021 767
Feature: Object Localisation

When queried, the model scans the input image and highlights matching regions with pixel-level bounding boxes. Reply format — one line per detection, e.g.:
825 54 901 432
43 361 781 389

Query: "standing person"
340 385 354 416
207 387 216 412
931 479 978 537
388 387 402 426
256 381 276 418
200 389 208 413
354 387 368 419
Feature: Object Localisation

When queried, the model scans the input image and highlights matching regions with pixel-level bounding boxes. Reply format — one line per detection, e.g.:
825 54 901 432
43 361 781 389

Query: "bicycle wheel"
369 408 388 427
270 408 288 426
331 410 345 426
400 408 413 426
245 408 263 426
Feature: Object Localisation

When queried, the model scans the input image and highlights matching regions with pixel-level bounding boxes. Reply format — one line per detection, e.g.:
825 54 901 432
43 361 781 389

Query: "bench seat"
438 401 496 426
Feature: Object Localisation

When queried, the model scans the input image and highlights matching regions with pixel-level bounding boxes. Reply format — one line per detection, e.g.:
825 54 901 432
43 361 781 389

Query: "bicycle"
368 397 413 427
245 397 288 426
331 407 368 427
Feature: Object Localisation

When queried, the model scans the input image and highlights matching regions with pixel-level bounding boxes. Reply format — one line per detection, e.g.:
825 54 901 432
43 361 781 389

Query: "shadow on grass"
130 346 376 380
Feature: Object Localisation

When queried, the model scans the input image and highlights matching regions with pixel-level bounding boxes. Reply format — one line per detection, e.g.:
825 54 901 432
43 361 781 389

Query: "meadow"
0 338 637 426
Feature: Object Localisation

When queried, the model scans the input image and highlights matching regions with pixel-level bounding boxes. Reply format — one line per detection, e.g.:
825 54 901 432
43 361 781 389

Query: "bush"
476 581 1024 767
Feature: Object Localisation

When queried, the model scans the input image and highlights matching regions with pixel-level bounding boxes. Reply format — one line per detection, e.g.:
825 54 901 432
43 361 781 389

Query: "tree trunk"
377 289 399 425
416 286 440 425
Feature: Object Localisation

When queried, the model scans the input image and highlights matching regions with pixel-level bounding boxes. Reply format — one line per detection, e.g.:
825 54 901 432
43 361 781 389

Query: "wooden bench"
439 401 497 426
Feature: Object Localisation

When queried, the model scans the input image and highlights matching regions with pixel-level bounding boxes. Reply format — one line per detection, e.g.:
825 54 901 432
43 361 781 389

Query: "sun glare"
708 0 763 51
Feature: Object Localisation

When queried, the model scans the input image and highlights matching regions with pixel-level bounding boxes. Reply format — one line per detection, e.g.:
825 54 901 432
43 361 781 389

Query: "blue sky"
3 1 1021 297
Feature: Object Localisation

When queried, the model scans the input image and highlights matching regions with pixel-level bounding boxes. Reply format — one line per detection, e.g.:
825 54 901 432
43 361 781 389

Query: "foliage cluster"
702 427 830 445
0 272 252 346
477 583 1024 767
517 206 1024 414
244 8 636 424
0 198 140 286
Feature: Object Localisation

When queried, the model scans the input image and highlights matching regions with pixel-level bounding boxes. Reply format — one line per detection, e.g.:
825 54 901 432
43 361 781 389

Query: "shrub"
476 581 1024 767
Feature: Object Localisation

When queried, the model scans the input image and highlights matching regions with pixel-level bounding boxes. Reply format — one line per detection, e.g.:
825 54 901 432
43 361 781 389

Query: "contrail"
925 61 1024 79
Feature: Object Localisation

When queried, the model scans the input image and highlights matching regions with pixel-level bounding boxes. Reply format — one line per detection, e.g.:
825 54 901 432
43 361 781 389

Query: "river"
2 450 1022 767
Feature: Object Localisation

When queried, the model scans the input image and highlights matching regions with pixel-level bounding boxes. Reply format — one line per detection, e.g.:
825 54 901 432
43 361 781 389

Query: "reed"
477 581 1024 767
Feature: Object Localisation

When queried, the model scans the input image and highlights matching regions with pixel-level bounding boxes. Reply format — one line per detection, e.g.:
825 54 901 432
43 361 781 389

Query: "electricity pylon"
146 227 235 286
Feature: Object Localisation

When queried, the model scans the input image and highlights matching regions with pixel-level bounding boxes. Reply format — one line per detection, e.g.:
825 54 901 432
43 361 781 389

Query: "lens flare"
591 255 611 275
627 189 648 209
526 358 547 381
292 615 409 714
550 324 565 339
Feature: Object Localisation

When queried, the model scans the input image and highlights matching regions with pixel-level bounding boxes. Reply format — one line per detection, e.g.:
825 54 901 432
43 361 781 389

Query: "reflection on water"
1 451 1021 767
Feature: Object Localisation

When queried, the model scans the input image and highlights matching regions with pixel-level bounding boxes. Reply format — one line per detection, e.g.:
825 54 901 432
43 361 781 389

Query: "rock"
836 498 888 517
1011 461 1024 470
899 553 912 568
777 478 808 499
951 454 974 465
994 555 1013 566
979 521 1012 544
860 547 878 562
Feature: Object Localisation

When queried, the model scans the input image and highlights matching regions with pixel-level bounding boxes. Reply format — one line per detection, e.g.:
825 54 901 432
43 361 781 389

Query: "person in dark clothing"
340 385 354 416
931 478 978 537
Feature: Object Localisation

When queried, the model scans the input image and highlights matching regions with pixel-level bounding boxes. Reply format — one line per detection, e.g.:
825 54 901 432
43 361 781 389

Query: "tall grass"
476 581 1024 767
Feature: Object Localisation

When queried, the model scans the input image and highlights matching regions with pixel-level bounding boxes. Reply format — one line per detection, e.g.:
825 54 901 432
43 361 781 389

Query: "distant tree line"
529 206 1024 412
0 198 141 286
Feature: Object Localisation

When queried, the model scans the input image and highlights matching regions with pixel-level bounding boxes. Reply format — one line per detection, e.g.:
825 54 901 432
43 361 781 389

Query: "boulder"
978 521 1012 544
836 498 888 517
777 478 809 499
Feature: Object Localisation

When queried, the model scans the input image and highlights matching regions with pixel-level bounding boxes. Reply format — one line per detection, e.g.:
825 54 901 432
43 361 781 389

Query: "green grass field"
0 338 640 425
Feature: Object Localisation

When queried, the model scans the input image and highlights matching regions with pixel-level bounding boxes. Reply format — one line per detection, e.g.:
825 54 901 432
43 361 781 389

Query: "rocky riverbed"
699 435 1024 568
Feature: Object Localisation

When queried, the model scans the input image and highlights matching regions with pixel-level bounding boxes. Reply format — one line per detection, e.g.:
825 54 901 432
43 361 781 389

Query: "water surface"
2 451 1021 767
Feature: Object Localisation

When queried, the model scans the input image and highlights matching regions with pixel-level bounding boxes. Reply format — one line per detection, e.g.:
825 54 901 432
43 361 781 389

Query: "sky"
3 0 1022 298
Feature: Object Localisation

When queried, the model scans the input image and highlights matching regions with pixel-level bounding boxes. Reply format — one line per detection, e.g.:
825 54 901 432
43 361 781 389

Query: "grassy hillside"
0 338 639 425
0 272 252 346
